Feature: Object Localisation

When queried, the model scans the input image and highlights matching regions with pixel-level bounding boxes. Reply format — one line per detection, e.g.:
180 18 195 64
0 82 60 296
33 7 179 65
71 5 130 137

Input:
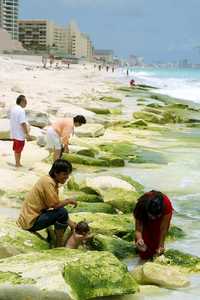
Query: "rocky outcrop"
131 262 190 289
75 123 105 138
27 111 49 128
0 249 139 300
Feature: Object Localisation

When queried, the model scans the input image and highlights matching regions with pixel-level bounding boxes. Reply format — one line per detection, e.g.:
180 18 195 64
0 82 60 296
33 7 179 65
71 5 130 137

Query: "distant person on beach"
106 65 109 72
112 66 115 73
49 54 54 68
66 221 92 249
133 190 173 260
42 55 48 68
10 95 32 168
46 115 86 161
98 65 102 71
130 79 135 87
17 159 77 247
126 69 129 76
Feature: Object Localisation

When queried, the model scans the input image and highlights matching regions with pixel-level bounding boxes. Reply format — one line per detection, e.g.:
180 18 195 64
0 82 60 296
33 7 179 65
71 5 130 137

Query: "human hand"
68 219 77 230
26 134 33 141
66 199 77 208
156 246 165 256
135 239 147 252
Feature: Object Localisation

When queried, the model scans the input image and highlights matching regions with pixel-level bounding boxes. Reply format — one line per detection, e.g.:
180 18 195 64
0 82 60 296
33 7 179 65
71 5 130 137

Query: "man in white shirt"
10 95 31 167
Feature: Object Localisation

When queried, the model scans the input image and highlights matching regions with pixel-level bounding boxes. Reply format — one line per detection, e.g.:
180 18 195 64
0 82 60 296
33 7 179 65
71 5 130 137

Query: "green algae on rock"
71 212 133 237
0 219 48 259
89 234 136 259
63 251 139 300
99 96 122 103
156 249 200 272
0 249 139 300
63 190 103 202
102 188 139 213
75 123 105 138
131 262 190 289
67 201 115 214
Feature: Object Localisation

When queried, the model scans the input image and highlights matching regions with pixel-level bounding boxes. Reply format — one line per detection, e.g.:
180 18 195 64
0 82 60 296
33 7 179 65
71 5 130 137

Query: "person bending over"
46 115 86 161
17 159 77 247
66 221 91 249
133 190 173 260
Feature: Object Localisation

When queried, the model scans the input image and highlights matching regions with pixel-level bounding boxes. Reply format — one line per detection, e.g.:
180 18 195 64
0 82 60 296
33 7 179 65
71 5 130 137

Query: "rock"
156 249 200 273
67 201 115 214
0 249 139 300
87 107 111 114
75 123 105 138
123 119 148 128
71 212 133 237
37 134 47 147
133 111 165 124
132 262 190 289
89 234 136 259
99 96 122 103
0 119 10 139
0 218 48 259
86 176 136 194
99 142 136 160
62 153 110 167
63 191 103 203
27 111 49 128
102 188 139 213
62 153 124 167
11 85 24 93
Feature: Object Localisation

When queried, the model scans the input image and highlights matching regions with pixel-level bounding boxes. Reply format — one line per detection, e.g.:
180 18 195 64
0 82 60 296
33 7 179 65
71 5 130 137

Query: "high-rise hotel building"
0 0 19 40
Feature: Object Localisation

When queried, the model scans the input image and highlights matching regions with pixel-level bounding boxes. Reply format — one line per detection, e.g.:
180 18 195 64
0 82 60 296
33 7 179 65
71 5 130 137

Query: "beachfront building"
65 21 93 60
94 49 114 63
18 19 94 60
0 0 19 40
18 20 66 52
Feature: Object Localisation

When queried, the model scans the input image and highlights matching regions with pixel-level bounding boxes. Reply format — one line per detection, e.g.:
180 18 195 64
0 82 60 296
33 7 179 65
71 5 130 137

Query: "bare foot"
15 164 23 168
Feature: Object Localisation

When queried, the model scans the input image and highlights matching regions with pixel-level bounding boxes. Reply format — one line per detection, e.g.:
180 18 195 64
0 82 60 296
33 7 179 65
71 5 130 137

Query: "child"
66 221 91 249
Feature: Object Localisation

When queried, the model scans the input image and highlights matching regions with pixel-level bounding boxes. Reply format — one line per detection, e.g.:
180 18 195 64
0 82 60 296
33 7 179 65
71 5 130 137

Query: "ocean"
129 67 200 103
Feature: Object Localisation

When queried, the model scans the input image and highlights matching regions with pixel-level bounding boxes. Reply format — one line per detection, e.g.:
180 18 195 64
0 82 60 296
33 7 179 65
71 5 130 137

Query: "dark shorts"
13 139 25 153
29 207 69 232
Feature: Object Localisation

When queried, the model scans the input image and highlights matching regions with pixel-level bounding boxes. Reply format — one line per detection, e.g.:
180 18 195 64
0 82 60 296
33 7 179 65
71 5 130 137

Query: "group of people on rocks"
10 94 173 258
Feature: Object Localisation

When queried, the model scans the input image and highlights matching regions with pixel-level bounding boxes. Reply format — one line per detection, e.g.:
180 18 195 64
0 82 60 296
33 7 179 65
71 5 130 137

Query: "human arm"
53 198 77 209
156 213 172 255
21 123 32 141
134 219 147 251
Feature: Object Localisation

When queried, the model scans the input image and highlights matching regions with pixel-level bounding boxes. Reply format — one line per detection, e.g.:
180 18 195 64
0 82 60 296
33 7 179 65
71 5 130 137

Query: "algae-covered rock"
89 234 136 259
133 111 165 124
98 154 125 167
123 119 148 128
71 212 133 237
99 96 122 103
0 249 138 300
132 262 190 289
62 153 109 167
64 191 102 202
129 148 168 165
113 174 144 194
75 124 105 137
102 188 139 213
99 142 135 160
63 250 139 300
86 176 136 194
0 218 48 258
156 249 200 272
67 201 115 214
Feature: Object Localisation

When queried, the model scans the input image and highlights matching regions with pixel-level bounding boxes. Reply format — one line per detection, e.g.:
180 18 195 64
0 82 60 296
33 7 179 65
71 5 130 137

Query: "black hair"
49 159 72 178
16 95 26 105
134 190 164 222
75 221 90 235
73 115 86 125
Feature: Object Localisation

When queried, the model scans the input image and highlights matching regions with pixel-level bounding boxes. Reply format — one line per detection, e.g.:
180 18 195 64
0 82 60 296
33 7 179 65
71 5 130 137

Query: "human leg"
13 139 25 167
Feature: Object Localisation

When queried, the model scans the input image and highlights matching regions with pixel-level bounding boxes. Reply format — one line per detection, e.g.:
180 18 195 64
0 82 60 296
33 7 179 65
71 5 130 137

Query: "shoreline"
0 55 200 300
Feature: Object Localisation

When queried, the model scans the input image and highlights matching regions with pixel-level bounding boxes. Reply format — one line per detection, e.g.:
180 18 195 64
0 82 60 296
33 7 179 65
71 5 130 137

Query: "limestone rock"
132 262 190 289
0 218 48 259
0 119 10 139
0 249 139 300
75 123 105 138
27 111 49 128
90 234 136 259
11 85 24 94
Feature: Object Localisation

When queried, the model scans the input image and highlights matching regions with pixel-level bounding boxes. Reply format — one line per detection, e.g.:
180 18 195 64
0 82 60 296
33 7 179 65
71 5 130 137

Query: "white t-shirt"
10 105 26 140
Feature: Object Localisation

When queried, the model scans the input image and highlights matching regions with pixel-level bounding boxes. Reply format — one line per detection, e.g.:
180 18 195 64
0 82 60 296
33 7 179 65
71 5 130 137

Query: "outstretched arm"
157 213 172 254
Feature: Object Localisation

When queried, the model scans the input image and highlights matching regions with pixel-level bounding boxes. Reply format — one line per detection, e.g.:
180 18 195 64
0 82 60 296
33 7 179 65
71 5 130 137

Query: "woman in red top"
133 190 173 260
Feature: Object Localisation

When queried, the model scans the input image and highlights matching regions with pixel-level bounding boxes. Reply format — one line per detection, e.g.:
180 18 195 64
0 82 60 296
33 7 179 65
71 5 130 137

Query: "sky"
20 0 200 63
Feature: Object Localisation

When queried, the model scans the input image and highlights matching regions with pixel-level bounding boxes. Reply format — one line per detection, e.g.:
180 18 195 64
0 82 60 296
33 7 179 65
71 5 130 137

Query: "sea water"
103 67 200 300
